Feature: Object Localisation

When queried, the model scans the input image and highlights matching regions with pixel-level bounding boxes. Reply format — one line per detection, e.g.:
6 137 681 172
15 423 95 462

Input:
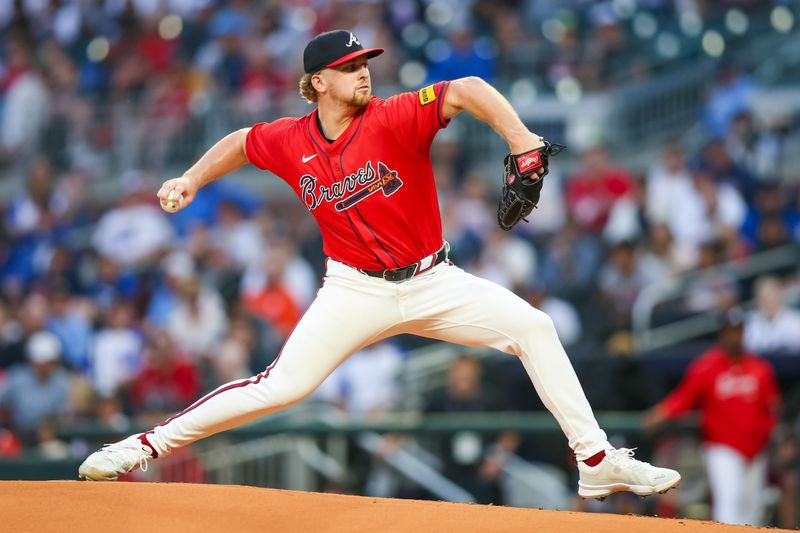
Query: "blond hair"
298 72 318 104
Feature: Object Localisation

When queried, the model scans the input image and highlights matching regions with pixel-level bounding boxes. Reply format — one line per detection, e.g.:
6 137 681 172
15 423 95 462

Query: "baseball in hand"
160 191 184 213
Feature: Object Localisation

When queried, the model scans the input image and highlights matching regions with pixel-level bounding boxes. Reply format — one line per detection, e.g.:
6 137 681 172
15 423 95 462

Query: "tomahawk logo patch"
300 161 404 212
418 85 436 106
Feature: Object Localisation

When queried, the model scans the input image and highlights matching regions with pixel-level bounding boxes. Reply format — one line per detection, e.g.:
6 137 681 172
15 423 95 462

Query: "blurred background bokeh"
1 0 800 527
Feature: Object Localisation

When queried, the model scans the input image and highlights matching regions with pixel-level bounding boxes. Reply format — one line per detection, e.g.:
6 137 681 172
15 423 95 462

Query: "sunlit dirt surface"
0 481 786 532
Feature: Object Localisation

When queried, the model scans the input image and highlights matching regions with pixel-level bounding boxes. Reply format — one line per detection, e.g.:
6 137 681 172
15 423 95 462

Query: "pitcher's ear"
312 72 326 94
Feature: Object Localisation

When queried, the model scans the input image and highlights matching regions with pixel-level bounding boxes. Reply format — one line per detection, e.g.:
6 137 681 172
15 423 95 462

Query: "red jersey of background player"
657 346 781 459
246 81 451 271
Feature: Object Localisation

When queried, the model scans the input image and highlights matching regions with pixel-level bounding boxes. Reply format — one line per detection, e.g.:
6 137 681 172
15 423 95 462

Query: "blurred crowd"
0 0 794 171
1 0 800 528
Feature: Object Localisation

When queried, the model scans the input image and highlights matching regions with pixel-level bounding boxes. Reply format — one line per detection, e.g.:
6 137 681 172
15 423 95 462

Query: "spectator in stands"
539 217 603 302
38 40 90 170
582 3 631 90
2 156 71 287
130 330 200 420
201 2 250 93
597 240 649 331
0 38 49 164
644 307 782 526
146 250 195 328
703 62 754 140
0 299 23 370
700 140 760 199
744 276 800 355
725 112 785 184
741 184 799 252
241 242 305 338
83 253 141 314
0 331 72 446
425 355 519 504
45 279 92 372
443 176 494 264
91 174 174 266
0 293 47 370
211 337 252 385
426 26 496 83
566 145 635 234
683 240 740 315
90 298 144 398
166 274 228 361
133 68 192 172
638 223 686 280
645 144 694 232
208 200 264 271
754 214 792 254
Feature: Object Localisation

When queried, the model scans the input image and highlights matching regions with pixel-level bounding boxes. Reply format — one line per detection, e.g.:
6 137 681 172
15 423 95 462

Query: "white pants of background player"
145 258 610 461
705 443 768 525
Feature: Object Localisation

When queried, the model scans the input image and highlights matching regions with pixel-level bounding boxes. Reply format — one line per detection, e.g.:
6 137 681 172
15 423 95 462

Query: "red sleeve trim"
244 124 267 170
436 81 451 128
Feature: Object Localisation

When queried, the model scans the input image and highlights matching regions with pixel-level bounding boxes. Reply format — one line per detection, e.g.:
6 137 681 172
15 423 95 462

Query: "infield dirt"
0 481 788 532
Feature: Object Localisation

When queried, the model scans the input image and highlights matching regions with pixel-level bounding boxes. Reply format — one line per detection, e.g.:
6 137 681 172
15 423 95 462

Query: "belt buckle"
383 263 418 282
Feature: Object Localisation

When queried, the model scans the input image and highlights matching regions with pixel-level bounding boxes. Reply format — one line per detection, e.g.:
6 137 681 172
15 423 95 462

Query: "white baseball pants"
705 443 768 525
145 259 609 461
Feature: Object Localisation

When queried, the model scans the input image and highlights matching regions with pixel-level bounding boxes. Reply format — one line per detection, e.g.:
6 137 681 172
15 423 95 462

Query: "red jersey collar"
310 102 372 152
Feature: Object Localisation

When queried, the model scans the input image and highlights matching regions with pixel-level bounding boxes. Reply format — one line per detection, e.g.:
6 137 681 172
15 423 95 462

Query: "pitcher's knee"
502 307 560 357
525 307 557 335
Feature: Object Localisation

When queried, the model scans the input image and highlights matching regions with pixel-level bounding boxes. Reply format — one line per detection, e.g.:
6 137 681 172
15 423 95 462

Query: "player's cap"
303 30 384 74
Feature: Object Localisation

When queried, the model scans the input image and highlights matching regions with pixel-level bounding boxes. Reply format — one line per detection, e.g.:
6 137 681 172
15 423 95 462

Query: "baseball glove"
497 140 565 231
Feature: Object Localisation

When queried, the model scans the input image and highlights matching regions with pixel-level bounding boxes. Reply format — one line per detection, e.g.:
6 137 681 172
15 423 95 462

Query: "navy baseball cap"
303 30 384 74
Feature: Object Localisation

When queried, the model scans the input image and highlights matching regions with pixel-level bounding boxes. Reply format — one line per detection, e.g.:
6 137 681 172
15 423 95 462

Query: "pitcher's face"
318 57 371 108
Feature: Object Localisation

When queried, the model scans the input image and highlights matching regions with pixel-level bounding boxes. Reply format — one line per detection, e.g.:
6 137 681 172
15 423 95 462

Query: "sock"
583 450 605 467
138 432 159 458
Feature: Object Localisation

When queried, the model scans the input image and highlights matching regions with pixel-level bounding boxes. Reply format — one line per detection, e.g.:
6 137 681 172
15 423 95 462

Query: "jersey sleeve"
658 357 708 418
378 80 451 153
245 121 279 172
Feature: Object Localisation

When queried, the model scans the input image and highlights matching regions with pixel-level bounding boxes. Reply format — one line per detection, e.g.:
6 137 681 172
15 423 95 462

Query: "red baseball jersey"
657 346 781 459
245 81 451 270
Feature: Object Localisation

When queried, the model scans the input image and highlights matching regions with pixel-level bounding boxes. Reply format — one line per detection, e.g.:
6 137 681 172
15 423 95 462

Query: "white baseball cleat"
78 435 154 481
577 447 681 500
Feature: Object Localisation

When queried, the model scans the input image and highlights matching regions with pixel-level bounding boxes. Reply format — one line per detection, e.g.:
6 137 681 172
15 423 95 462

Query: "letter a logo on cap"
347 32 361 47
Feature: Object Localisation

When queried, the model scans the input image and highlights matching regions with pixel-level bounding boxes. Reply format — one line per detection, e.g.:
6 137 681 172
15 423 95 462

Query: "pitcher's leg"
403 265 679 500
404 265 607 460
147 282 399 456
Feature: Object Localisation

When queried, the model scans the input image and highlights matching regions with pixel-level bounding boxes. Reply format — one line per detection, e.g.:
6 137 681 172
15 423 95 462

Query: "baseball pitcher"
80 30 680 500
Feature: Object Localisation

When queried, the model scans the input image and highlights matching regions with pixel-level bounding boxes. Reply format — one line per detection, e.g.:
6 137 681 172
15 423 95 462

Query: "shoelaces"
607 447 652 471
100 442 150 473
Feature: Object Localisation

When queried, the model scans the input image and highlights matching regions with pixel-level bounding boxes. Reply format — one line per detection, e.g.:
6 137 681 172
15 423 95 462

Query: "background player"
79 29 680 500
644 307 782 525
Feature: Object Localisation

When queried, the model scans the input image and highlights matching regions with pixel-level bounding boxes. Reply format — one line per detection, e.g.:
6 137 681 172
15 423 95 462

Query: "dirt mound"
0 481 783 532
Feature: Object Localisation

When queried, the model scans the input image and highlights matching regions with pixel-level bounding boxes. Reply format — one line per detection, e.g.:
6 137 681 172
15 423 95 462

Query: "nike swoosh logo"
302 154 318 163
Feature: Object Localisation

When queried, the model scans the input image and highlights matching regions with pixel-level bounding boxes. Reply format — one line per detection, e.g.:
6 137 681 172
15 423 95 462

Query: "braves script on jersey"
246 81 451 271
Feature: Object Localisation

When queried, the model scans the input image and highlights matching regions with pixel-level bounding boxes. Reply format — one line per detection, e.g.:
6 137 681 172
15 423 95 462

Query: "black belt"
361 243 449 282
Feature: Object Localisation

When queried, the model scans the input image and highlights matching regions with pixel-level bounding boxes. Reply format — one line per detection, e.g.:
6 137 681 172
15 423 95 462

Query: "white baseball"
160 190 184 213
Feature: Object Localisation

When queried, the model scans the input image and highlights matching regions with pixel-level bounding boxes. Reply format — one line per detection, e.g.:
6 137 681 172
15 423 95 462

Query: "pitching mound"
0 481 784 532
